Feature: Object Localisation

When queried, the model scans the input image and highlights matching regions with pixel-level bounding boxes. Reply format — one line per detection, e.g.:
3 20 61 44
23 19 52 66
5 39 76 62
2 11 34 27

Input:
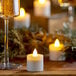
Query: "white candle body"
49 51 63 61
49 44 65 61
27 54 43 72
34 0 51 17
14 13 30 29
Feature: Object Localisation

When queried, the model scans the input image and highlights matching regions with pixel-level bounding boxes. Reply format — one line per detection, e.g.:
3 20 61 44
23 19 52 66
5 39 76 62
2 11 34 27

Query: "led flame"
39 0 45 4
20 8 26 16
33 49 37 57
55 39 60 47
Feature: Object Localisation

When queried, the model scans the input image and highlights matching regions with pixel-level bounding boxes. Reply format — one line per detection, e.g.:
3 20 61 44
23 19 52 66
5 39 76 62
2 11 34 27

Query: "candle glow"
49 39 64 51
58 0 63 7
39 0 45 4
33 49 38 57
49 39 64 61
20 8 26 16
58 0 62 4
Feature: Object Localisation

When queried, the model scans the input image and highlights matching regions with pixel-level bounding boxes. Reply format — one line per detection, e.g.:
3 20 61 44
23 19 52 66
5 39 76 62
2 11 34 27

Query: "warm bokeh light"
58 0 62 4
39 0 45 4
33 49 38 57
55 39 60 47
0 2 2 13
20 8 26 16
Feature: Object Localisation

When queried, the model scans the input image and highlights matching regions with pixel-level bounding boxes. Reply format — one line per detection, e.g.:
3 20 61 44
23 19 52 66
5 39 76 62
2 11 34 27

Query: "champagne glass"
58 0 74 38
58 0 74 21
0 0 20 69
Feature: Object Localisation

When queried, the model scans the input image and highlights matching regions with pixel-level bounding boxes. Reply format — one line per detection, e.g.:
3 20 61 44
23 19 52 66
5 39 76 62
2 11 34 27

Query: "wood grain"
0 57 75 76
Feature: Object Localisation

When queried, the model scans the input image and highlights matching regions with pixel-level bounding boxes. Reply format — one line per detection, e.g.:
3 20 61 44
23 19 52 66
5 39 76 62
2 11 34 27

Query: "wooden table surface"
0 57 76 76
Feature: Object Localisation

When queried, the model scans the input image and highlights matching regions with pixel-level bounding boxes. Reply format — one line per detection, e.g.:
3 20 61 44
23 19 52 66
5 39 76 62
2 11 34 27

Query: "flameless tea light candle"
27 48 43 72
14 8 30 29
34 0 51 17
49 39 64 61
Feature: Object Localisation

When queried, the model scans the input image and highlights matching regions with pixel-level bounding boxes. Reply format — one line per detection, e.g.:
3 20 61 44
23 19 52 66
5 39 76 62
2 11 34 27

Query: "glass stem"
68 6 74 23
4 18 9 68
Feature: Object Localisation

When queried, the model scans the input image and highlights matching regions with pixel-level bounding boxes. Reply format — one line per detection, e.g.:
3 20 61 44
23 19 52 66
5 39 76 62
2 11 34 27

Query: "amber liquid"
3 0 20 17
0 0 20 69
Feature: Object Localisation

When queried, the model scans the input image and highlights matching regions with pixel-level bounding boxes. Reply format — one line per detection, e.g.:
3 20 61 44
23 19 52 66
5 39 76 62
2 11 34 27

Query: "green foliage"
0 24 75 61
0 26 49 58
57 21 76 61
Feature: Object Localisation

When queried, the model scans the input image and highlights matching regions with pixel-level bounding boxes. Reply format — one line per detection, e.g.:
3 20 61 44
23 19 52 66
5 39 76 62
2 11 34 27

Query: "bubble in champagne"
3 0 20 17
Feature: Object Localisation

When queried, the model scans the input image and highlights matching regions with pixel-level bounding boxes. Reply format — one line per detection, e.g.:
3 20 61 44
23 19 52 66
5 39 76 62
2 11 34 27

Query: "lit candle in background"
58 0 63 4
27 48 44 72
49 39 65 61
14 8 30 29
34 0 51 18
39 0 45 4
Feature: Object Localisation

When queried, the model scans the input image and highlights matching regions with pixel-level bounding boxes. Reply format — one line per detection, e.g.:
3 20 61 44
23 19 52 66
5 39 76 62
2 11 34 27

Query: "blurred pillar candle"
34 0 51 18
14 8 30 29
49 39 65 61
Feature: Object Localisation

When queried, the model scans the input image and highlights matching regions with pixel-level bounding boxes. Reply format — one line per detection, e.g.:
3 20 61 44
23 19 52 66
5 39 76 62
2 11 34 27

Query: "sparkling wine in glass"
0 0 20 69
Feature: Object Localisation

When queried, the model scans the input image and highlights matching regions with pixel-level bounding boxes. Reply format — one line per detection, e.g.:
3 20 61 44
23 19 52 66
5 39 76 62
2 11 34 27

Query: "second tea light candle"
49 39 64 61
27 49 44 72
